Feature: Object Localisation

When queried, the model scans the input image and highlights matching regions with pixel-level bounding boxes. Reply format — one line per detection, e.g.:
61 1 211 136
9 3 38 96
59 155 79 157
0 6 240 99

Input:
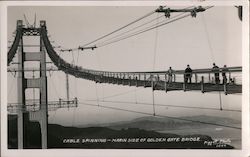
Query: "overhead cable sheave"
97 6 213 48
156 6 206 18
55 6 213 52
60 46 97 52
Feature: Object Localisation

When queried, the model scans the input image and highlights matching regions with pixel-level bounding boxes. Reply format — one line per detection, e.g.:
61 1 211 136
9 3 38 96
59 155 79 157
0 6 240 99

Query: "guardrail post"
144 74 146 87
229 72 231 81
129 76 131 86
151 80 154 91
183 82 186 91
173 74 176 82
135 76 138 87
59 98 62 108
164 81 168 93
195 74 197 83
74 97 78 107
223 83 227 95
201 76 204 93
117 73 119 84
208 73 211 83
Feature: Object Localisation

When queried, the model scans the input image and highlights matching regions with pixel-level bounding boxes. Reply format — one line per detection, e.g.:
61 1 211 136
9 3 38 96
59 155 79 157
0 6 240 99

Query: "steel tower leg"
17 20 28 149
29 21 48 148
17 20 48 149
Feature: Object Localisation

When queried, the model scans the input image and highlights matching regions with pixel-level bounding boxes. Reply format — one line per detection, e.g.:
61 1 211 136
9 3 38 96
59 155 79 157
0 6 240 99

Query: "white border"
1 1 249 157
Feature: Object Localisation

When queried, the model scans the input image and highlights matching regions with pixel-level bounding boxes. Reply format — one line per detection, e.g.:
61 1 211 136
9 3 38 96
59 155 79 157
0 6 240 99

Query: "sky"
7 6 242 126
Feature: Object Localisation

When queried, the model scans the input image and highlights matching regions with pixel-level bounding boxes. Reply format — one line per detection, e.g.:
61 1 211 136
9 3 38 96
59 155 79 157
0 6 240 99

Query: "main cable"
97 13 191 48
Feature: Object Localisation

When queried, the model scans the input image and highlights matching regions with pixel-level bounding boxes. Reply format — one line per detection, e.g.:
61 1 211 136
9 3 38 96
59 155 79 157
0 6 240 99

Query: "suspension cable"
95 14 166 47
97 6 213 48
97 13 191 48
81 9 158 47
95 6 194 48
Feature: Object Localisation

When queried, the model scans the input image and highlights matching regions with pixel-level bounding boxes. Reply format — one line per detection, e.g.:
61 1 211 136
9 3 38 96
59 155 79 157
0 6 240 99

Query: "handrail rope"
87 99 241 113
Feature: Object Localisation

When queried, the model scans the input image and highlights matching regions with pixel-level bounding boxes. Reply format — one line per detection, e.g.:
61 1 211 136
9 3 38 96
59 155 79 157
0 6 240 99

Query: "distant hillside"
47 124 233 149
8 115 237 149
77 115 241 131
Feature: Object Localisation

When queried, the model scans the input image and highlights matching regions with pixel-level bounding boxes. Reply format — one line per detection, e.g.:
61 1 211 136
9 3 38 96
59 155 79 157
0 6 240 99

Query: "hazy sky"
7 6 242 126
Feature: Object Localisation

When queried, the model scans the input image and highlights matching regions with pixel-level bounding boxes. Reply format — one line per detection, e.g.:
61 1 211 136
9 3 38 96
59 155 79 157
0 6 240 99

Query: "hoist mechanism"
156 6 206 18
60 49 73 52
59 46 97 52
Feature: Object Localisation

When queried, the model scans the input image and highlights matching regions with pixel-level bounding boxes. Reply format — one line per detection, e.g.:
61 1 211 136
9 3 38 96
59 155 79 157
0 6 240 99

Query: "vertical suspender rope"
72 49 79 127
95 82 100 107
134 84 138 104
95 50 105 101
71 50 75 64
219 91 223 110
201 13 215 63
69 49 77 126
152 81 156 116
32 70 35 110
95 50 102 106
151 13 159 116
202 13 223 111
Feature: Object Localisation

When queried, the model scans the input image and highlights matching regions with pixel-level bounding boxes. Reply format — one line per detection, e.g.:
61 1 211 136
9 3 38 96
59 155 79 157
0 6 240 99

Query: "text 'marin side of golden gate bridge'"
7 6 242 149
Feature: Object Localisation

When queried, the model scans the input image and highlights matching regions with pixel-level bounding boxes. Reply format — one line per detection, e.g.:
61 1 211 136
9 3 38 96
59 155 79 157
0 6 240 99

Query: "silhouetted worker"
168 67 174 83
222 65 228 84
185 65 192 83
212 63 220 84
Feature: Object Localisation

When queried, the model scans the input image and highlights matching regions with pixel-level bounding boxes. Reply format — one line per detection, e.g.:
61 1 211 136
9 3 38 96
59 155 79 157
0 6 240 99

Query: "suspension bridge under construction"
7 6 242 149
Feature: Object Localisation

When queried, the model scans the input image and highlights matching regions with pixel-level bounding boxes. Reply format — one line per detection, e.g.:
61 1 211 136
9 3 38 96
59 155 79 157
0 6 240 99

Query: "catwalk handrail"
41 26 241 79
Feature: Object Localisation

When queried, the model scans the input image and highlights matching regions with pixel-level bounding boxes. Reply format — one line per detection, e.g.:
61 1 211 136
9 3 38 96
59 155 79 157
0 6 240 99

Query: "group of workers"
167 63 230 84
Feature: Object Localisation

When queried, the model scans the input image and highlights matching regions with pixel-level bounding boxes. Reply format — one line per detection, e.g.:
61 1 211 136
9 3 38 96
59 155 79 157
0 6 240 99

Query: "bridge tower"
16 20 48 149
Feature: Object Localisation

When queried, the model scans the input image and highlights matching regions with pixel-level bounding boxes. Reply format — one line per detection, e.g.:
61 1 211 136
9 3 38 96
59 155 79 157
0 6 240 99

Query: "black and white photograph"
1 1 249 157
